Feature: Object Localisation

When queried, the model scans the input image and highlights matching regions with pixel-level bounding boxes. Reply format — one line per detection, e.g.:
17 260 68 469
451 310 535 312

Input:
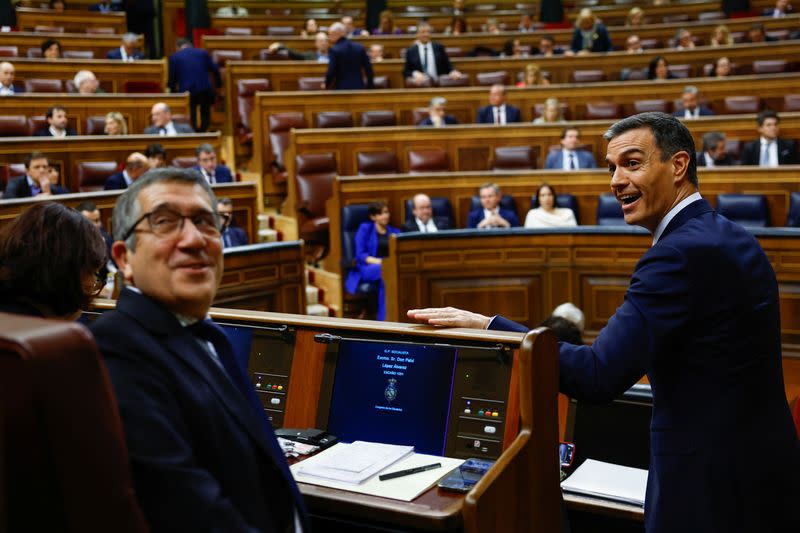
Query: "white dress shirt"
683 107 700 119
416 42 438 79
49 126 67 138
415 217 438 233
561 149 579 170
759 136 779 167
702 152 716 167
652 192 703 245
122 170 133 187
159 121 178 136
0 83 14 95
118 46 134 62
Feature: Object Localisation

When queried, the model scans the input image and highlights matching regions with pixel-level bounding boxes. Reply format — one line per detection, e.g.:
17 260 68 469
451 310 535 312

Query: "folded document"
560 459 648 507
295 441 414 484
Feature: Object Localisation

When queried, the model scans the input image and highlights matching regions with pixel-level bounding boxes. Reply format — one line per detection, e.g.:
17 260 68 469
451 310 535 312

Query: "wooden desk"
0 93 188 136
15 7 127 34
9 58 166 94
0 31 132 60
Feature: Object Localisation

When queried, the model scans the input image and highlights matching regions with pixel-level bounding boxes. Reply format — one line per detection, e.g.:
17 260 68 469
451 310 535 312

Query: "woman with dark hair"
40 38 62 59
0 202 106 318
444 16 469 35
344 201 400 321
647 56 675 80
524 183 577 228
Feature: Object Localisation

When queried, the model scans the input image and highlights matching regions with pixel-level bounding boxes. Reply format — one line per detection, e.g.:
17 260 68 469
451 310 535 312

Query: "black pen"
379 462 442 481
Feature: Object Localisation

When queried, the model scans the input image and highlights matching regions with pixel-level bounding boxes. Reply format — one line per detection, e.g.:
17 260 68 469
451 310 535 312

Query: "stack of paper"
560 459 648 506
295 441 414 485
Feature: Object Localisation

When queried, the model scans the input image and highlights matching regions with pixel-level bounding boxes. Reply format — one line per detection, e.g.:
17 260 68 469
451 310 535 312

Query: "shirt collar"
760 136 776 145
122 169 133 186
652 192 702 245
124 286 205 326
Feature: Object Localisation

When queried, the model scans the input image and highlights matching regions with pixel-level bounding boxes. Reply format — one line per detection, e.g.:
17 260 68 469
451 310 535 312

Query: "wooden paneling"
10 58 167 94
0 32 132 59
0 93 188 136
16 7 127 34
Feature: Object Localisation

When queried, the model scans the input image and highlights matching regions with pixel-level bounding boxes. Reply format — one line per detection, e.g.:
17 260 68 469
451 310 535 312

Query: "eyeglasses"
121 206 230 242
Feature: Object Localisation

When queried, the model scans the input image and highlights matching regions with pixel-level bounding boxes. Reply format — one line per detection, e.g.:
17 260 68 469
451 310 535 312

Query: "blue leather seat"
469 194 517 214
786 192 800 227
404 196 454 227
529 193 580 225
716 194 769 228
341 203 378 295
596 193 626 226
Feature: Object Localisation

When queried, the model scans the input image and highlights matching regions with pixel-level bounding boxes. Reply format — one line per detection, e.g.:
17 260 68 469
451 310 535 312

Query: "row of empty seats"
1 78 162 94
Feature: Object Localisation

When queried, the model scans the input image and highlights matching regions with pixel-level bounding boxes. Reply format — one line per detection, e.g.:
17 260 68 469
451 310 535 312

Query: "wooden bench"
15 7 127 34
7 58 166 94
0 133 224 193
0 31 134 60
0 93 188 136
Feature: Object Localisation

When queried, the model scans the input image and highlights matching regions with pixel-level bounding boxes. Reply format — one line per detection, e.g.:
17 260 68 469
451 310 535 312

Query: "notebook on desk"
560 459 648 507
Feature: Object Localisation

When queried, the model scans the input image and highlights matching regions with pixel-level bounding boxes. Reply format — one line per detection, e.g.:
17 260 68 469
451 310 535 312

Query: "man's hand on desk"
407 307 491 329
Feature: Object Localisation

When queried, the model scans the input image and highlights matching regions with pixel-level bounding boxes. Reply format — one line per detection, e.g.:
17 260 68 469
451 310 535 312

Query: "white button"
483 425 496 434
270 398 281 405
464 408 471 414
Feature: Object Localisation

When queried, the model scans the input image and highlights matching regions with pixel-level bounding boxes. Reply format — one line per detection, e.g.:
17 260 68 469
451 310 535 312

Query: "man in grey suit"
144 102 195 135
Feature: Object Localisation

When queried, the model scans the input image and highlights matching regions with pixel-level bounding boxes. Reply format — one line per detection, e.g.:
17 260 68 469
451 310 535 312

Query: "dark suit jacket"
32 127 77 137
403 42 454 78
418 115 458 126
489 199 800 533
672 105 714 118
222 226 248 247
191 164 233 184
401 216 451 232
696 151 734 166
143 122 195 135
104 171 129 190
476 104 521 124
106 47 145 60
569 23 612 53
91 289 308 533
168 46 221 94
741 138 799 165
544 149 598 169
3 176 69 198
466 206 520 228
325 37 373 90
0 84 23 94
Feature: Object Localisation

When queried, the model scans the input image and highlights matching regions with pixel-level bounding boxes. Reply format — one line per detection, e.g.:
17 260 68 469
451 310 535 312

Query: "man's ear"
111 241 134 284
672 150 690 184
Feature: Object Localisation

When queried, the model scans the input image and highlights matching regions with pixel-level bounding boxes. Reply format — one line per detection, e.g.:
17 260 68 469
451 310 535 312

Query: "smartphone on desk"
437 458 495 493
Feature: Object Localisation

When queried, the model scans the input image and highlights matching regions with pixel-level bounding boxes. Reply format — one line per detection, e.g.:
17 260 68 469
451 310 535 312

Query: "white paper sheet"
560 459 648 506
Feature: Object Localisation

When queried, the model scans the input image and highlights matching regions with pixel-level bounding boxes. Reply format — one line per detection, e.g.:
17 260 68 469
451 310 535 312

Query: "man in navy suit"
544 127 598 170
106 33 145 61
3 152 69 198
672 86 714 119
741 110 799 166
476 85 521 124
402 193 452 232
91 168 308 532
104 152 149 190
144 102 195 135
168 39 221 132
418 96 459 127
217 197 248 248
466 182 520 228
32 105 77 137
409 112 800 533
0 61 22 95
193 143 232 184
696 131 734 167
324 22 373 90
403 23 463 87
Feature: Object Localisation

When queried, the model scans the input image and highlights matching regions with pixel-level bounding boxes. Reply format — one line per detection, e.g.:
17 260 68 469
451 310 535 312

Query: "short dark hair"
539 316 584 345
46 105 66 119
144 143 167 159
0 203 106 316
196 143 215 156
367 200 388 217
560 127 579 140
757 109 779 127
75 201 98 213
40 39 61 55
217 197 233 207
24 151 48 168
604 112 698 187
176 38 192 48
540 34 555 44
701 131 726 152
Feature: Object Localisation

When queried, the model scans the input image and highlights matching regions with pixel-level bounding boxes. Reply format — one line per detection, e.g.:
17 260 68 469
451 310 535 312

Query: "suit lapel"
658 198 713 242
116 290 277 460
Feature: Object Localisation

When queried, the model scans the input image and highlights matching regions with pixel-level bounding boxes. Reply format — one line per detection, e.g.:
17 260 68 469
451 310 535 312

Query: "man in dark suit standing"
324 22 373 90
403 23 463 86
106 33 145 61
217 197 248 247
402 193 451 232
466 182 519 228
193 143 233 184
741 110 799 166
90 168 308 532
3 152 69 198
0 61 22 95
476 85 521 124
104 152 149 190
672 86 714 120
544 127 598 170
168 39 221 132
696 131 734 167
32 106 77 137
144 102 195 135
409 112 800 533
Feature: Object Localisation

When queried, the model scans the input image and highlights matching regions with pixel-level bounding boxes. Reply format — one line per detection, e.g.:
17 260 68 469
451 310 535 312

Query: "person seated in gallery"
524 183 578 228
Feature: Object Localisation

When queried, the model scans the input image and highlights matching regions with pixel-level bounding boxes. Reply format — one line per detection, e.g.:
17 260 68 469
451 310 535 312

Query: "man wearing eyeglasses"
90 168 308 532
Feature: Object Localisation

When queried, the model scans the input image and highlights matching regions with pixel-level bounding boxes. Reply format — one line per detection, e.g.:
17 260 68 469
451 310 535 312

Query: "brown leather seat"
476 71 509 86
571 70 606 83
34 25 64 32
667 64 692 78
662 13 689 23
492 146 536 171
0 45 18 57
584 102 622 120
408 148 449 173
622 68 647 81
315 111 353 128
703 62 738 76
85 27 115 35
783 94 800 112
752 60 788 74
123 80 162 93
26 48 42 58
357 151 399 175
236 78 270 145
360 110 396 127
437 73 470 87
767 30 789 41
267 26 295 36
298 76 325 90
411 107 430 125
295 152 336 258
27 115 48 134
445 46 464 57
211 50 242 67
268 112 307 185
0 313 148 532
171 156 198 168
632 99 670 114
65 79 78 93
24 78 64 93
75 161 119 192
0 115 30 137
62 50 94 59
224 27 253 36
723 96 761 114
172 114 192 128
85 115 107 135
